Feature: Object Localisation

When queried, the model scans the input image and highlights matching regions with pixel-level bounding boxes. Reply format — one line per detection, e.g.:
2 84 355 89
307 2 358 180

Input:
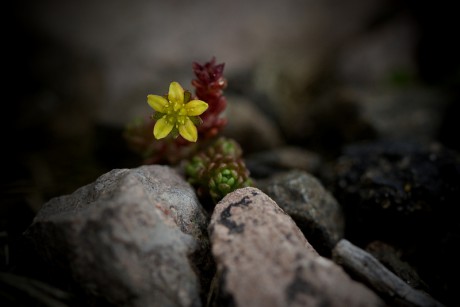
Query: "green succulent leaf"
184 137 253 204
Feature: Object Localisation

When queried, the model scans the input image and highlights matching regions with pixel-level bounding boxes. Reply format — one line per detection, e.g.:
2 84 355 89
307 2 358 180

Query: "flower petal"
153 116 174 139
184 100 208 116
147 95 168 112
179 117 198 142
168 81 184 104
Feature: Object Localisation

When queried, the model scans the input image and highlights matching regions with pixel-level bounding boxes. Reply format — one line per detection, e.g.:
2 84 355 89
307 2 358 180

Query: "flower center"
165 100 188 128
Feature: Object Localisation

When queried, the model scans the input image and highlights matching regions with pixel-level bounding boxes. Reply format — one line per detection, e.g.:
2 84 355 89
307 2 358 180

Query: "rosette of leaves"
186 137 252 205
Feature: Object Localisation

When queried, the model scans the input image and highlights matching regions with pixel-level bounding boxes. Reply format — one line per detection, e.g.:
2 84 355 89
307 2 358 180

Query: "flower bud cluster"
192 57 228 139
186 137 252 203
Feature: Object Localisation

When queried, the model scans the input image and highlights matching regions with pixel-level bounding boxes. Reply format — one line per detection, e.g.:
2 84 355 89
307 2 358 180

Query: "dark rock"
258 170 345 256
24 165 211 307
330 140 460 305
365 241 429 292
333 239 444 307
208 187 383 307
331 140 460 240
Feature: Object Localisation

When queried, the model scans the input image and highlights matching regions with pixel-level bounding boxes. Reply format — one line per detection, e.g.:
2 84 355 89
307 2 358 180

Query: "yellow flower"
147 81 208 142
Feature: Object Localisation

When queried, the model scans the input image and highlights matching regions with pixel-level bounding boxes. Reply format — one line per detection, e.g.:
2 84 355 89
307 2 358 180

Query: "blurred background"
2 0 459 281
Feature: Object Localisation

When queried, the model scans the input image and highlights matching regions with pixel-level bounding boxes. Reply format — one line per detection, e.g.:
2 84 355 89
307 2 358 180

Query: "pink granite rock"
208 187 384 307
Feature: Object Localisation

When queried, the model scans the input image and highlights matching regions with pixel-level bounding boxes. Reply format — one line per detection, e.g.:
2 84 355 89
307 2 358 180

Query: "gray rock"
24 165 211 307
258 171 345 256
208 187 383 307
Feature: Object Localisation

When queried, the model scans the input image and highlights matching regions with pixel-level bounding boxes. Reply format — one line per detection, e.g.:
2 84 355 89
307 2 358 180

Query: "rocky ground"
2 0 460 306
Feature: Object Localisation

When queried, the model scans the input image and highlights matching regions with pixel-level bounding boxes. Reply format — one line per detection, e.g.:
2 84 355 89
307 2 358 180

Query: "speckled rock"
365 241 429 292
24 165 211 307
331 141 460 240
208 187 383 307
330 140 460 305
258 170 345 256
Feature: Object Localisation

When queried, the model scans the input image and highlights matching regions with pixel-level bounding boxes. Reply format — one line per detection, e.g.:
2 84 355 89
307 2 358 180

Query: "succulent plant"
124 58 252 204
185 137 252 204
123 57 228 165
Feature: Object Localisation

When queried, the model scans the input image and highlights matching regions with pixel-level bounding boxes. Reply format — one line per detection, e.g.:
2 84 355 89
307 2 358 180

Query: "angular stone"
208 187 383 307
258 170 344 256
24 165 211 307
